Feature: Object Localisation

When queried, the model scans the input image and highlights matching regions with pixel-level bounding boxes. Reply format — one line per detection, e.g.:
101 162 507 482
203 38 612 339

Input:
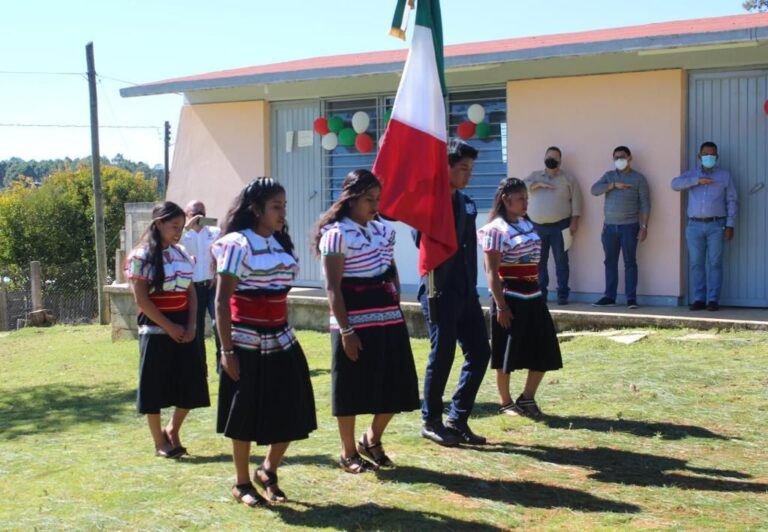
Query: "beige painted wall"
507 70 686 300
167 100 270 220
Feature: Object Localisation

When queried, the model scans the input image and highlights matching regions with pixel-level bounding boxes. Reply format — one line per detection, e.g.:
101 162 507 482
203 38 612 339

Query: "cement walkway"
289 287 768 333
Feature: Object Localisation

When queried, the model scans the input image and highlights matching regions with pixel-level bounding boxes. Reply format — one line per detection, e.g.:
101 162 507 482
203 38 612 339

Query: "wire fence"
1 262 98 330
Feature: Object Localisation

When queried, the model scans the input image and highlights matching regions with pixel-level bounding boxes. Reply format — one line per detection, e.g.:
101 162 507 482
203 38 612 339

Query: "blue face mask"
701 155 717 169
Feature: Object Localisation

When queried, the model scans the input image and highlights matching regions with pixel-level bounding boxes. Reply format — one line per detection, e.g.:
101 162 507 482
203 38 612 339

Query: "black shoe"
626 299 639 309
421 422 461 447
556 298 568 306
592 297 615 307
707 301 720 311
445 419 487 445
689 300 706 311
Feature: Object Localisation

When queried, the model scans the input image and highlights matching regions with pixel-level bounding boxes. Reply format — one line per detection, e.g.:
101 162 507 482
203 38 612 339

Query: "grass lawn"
1 325 767 530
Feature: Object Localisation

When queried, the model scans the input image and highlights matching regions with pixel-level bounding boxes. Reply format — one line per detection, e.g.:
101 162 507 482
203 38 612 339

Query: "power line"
0 70 83 76
0 123 161 129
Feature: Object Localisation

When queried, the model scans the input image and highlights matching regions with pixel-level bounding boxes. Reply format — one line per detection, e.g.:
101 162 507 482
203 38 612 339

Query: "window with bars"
322 88 507 211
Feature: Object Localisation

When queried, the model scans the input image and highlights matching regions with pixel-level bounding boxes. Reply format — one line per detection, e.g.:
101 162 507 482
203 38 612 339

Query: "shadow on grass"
308 368 331 378
478 443 767 493
179 453 340 468
0 383 134 440
377 465 640 513
272 502 504 531
472 404 729 440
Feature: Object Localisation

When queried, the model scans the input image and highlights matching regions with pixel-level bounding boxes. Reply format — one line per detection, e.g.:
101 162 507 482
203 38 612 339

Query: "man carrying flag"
373 0 490 447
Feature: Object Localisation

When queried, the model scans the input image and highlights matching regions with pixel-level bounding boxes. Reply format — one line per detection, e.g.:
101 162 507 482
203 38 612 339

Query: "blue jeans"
601 223 639 301
533 218 571 300
418 289 490 424
686 218 725 303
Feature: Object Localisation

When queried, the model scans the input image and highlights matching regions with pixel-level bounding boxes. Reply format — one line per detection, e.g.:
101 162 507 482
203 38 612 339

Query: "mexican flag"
372 0 456 277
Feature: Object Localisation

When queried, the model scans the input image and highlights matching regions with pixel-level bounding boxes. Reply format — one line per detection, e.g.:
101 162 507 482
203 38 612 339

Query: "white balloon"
351 111 370 134
321 132 338 151
467 104 486 124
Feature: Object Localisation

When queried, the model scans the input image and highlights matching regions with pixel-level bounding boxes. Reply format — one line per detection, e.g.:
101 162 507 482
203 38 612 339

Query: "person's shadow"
376 465 640 513
474 443 766 493
272 502 504 531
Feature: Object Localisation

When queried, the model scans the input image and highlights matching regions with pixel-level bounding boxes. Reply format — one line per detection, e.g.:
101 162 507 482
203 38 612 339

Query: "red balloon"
457 121 476 140
313 117 330 135
355 133 375 153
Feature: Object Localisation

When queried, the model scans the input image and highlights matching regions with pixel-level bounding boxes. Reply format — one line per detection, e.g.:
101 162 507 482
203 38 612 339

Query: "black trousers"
194 281 221 374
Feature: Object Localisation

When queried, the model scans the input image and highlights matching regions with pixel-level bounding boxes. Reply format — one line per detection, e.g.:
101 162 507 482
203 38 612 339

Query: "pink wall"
507 70 686 300
167 101 270 220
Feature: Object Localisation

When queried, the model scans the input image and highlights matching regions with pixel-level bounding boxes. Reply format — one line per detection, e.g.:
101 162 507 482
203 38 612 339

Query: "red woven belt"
230 293 288 327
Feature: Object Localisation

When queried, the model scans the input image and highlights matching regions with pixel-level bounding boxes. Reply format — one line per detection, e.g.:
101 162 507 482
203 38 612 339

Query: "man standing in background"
524 146 582 305
181 200 221 372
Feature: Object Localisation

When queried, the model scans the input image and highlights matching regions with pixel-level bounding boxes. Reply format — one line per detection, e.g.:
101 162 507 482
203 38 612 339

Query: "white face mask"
614 158 628 171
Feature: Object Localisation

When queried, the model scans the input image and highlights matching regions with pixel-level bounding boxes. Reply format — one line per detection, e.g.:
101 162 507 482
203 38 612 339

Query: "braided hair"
220 177 294 255
488 177 527 223
312 169 381 256
135 201 185 293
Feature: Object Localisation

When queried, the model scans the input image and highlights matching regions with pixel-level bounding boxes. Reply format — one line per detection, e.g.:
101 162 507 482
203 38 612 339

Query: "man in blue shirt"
672 141 737 311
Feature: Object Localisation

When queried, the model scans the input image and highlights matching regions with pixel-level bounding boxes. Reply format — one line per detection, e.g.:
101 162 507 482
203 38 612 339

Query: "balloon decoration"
355 133 374 153
313 117 329 135
327 115 344 134
321 132 338 151
467 104 486 124
476 122 491 140
339 127 357 146
314 111 379 152
351 111 370 134
457 121 476 140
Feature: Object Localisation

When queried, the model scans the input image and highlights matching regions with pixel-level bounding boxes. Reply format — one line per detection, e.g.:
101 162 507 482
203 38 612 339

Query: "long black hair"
221 177 294 255
488 177 527 223
312 169 381 256
135 201 185 293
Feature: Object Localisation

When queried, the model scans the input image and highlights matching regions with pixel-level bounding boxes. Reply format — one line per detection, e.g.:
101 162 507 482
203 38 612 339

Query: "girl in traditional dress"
314 169 420 473
126 201 210 458
213 178 317 508
477 178 562 418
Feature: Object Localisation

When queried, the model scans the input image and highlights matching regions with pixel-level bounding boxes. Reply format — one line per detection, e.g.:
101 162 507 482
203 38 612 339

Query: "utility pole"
86 42 109 325
164 121 171 196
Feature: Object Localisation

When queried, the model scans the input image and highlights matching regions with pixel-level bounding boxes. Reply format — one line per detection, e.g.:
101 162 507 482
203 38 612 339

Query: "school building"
121 13 768 307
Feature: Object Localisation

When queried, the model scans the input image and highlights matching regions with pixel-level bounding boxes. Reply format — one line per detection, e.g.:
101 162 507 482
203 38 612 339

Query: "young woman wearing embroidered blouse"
314 169 419 474
213 178 317 508
126 201 210 459
477 178 562 418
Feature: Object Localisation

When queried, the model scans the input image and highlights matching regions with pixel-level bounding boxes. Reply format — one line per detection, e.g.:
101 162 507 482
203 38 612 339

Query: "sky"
0 0 750 167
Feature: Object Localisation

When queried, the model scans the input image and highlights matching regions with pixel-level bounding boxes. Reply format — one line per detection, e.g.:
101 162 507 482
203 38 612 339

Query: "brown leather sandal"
357 433 394 468
254 466 287 503
339 453 377 474
231 482 269 508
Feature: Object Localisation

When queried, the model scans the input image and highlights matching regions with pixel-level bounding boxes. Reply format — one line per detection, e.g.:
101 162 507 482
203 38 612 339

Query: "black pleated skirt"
490 283 563 374
330 277 420 417
136 310 210 414
217 323 317 445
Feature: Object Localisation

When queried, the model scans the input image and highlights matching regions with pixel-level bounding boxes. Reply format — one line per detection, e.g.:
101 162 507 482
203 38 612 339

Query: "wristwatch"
640 224 648 230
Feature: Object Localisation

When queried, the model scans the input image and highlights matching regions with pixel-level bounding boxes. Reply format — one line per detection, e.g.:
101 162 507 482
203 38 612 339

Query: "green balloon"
476 122 491 139
384 109 392 125
339 127 356 146
328 116 344 133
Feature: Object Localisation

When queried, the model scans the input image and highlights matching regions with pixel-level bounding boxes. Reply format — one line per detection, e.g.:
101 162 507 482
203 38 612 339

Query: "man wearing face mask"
591 146 651 309
671 141 737 312
524 146 582 305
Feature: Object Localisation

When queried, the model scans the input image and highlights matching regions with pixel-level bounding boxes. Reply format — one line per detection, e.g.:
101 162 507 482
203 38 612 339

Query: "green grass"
1 326 767 530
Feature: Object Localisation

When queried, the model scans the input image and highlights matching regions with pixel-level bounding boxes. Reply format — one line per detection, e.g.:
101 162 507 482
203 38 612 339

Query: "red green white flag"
373 0 456 277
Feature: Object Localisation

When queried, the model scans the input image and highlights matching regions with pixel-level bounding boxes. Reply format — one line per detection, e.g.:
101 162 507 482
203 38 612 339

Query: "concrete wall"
167 100 271 220
506 70 686 304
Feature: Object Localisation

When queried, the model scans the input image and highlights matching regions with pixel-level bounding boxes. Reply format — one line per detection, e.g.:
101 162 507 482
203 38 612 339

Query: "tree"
0 166 158 285
743 0 768 11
